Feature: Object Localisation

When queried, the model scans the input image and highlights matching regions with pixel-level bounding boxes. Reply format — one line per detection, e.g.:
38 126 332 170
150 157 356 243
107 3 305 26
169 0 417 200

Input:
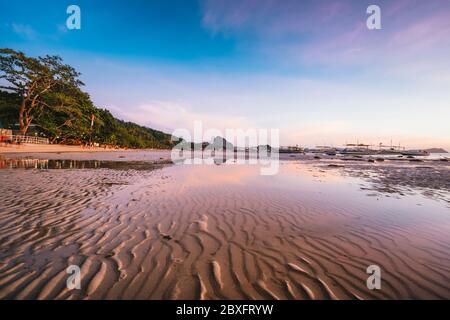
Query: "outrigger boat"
401 149 430 156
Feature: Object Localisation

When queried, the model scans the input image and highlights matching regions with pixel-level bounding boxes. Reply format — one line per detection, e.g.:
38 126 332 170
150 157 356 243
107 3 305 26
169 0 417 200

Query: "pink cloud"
389 11 450 52
200 0 450 71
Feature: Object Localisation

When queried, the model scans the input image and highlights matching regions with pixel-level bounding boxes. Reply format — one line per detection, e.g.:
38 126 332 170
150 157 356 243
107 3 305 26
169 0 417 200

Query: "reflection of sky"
1 0 449 150
162 162 450 226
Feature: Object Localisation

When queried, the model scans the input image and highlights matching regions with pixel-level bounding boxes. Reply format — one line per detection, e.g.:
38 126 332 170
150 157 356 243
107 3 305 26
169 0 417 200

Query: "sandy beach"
0 151 449 299
0 143 141 154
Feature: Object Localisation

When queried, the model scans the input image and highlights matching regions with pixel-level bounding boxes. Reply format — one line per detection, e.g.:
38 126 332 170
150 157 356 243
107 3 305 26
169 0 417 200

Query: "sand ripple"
0 164 449 299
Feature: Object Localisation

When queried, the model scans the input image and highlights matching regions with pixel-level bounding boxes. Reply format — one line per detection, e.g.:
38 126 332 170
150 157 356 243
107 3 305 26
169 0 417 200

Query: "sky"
1 0 449 149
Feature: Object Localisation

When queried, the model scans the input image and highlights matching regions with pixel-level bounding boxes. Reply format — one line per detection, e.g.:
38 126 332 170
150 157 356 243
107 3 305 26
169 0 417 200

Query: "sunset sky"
1 0 449 149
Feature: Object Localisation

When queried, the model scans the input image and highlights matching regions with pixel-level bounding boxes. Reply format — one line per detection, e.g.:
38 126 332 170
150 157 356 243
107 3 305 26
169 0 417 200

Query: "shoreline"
0 143 170 154
1 149 448 204
1 144 447 163
1 145 448 167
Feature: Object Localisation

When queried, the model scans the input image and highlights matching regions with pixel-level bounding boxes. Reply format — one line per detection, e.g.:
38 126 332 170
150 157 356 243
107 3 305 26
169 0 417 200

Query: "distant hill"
210 136 234 150
425 148 448 153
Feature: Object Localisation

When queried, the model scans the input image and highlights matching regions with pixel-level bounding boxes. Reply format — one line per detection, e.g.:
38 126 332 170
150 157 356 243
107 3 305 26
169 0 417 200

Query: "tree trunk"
19 99 26 135
20 113 32 135
18 98 35 135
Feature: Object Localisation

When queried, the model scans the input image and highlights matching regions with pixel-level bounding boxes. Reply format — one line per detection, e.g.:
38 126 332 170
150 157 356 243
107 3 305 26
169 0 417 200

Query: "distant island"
0 49 174 149
425 148 448 153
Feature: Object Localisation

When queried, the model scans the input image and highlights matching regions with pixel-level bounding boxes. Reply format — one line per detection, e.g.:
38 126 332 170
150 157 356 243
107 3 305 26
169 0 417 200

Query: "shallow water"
0 161 449 299
0 158 171 170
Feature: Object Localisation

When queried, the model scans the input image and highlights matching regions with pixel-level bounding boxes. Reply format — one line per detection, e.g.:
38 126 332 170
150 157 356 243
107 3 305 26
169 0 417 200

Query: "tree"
0 49 175 148
38 90 85 143
0 48 83 134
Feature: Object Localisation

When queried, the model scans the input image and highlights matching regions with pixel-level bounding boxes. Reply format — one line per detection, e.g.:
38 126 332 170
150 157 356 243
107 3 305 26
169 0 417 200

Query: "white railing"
7 135 49 144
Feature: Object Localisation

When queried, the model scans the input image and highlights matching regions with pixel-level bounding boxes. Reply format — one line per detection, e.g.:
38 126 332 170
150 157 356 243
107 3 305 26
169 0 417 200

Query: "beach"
0 143 136 154
0 150 449 299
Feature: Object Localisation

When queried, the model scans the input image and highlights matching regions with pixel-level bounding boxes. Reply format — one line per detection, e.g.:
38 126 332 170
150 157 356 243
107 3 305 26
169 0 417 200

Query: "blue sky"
1 0 449 149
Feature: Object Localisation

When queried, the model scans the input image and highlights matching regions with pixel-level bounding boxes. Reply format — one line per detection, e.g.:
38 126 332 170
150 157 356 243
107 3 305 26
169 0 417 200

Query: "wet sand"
0 155 449 300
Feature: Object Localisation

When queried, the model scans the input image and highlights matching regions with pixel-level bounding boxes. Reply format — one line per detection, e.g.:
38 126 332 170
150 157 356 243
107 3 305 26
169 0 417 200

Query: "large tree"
0 49 174 148
0 48 83 134
38 88 90 143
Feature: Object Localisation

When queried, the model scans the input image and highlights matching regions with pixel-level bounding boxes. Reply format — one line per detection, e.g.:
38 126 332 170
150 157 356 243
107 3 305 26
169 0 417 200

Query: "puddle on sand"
0 158 171 170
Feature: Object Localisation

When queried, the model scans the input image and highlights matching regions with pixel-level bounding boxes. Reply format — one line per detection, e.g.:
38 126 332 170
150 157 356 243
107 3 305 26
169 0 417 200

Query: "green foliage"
0 49 174 149
0 91 19 126
0 48 83 134
0 89 174 148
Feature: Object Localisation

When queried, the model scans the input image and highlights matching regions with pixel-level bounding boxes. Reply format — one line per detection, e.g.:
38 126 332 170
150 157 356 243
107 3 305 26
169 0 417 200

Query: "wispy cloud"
109 100 255 141
11 23 38 40
200 0 450 75
9 22 70 42
82 50 449 149
56 24 68 34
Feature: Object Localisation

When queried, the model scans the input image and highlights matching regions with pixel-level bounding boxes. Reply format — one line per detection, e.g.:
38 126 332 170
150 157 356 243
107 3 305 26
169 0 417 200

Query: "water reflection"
0 158 171 170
